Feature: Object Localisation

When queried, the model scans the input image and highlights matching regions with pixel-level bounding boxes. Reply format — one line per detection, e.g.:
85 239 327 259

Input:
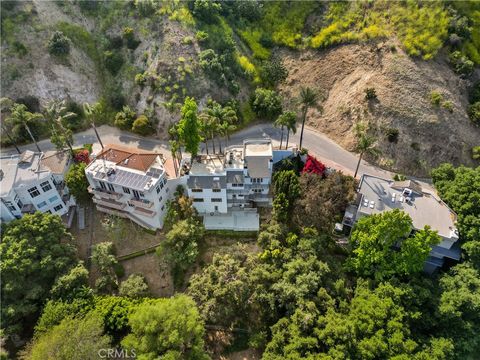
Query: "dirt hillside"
280 40 480 176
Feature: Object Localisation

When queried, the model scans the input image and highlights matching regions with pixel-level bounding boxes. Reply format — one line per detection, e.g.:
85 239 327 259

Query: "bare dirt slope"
280 40 480 176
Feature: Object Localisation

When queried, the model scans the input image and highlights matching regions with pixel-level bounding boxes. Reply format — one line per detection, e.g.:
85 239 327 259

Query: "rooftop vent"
124 158 129 165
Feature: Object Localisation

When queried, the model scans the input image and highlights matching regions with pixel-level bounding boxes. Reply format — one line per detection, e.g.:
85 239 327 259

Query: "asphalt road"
1 123 393 179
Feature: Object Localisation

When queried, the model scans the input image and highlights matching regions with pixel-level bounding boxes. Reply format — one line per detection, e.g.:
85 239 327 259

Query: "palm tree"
9 103 43 152
274 112 295 149
206 102 238 154
353 132 378 178
220 120 236 149
298 87 320 150
83 102 104 149
284 111 297 150
44 100 76 154
199 112 213 154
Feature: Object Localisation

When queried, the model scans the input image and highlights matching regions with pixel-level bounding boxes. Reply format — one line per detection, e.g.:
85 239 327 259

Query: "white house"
0 150 75 223
186 139 294 231
84 144 181 230
342 174 461 274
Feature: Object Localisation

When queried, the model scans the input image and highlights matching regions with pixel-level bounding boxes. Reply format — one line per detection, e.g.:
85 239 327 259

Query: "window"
159 196 163 202
212 188 221 192
252 189 263 193
107 183 115 192
37 201 47 208
49 195 59 203
123 187 131 194
40 181 52 192
133 190 140 198
193 198 204 202
156 186 160 194
192 188 203 193
16 198 23 209
45 210 52 214
4 201 16 212
99 181 107 190
161 205 165 211
160 182 164 190
211 198 222 202
163 178 167 185
28 186 40 198
139 192 145 198
54 204 64 212
251 178 263 184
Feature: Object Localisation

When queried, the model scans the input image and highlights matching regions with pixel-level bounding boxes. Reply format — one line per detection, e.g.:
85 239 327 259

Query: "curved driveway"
2 123 395 180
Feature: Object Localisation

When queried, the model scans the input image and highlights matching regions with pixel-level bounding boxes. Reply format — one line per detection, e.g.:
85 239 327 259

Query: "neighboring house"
186 139 293 231
84 144 180 230
0 150 75 223
341 174 461 274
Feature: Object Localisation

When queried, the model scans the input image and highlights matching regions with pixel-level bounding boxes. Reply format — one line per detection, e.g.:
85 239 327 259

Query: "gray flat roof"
190 155 226 176
187 175 226 189
357 175 458 239
0 152 50 196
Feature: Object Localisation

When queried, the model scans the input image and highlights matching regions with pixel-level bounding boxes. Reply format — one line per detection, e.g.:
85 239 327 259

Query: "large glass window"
192 189 203 192
4 201 16 212
37 201 47 208
49 195 59 203
53 204 64 212
40 181 52 192
123 187 131 194
193 198 204 202
107 183 115 192
28 186 40 198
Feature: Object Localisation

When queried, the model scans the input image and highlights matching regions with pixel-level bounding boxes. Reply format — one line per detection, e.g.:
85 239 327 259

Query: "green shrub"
114 105 136 130
365 87 377 100
135 72 146 86
472 146 480 160
195 30 208 42
104 50 124 75
123 27 140 50
441 101 454 113
449 50 474 75
250 88 283 121
393 173 407 181
260 58 288 87
385 128 399 143
193 0 221 24
430 91 443 106
48 31 71 56
12 41 27 57
131 115 154 136
468 101 480 125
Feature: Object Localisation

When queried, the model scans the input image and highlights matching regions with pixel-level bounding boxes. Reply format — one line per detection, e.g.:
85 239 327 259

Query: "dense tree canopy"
0 212 77 335
65 162 90 204
122 295 209 360
431 164 480 267
250 88 283 121
178 97 202 157
22 313 110 360
348 210 441 280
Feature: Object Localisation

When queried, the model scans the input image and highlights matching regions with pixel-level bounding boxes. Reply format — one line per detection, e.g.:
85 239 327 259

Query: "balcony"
88 186 122 200
93 197 126 211
21 203 36 214
128 198 153 209
133 206 156 218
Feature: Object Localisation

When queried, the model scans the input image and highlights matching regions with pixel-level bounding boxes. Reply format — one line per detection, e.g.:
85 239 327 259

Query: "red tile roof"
96 144 162 172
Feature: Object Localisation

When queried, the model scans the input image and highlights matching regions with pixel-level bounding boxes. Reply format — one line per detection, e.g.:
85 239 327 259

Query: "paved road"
1 123 393 180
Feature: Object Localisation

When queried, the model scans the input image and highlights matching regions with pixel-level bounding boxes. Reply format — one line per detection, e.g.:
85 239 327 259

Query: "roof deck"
357 175 458 240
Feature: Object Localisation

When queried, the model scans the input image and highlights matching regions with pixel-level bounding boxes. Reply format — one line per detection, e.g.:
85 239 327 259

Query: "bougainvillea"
302 155 326 176
74 149 90 164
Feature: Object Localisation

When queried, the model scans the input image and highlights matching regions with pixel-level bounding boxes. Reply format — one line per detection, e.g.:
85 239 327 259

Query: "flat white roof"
357 175 458 240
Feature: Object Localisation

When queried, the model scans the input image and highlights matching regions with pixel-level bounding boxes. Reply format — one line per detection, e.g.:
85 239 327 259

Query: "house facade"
0 150 75 223
84 145 180 230
341 174 461 274
186 139 292 231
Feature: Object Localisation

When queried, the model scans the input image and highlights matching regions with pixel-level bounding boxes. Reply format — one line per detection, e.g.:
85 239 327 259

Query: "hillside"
1 0 479 175
280 42 480 175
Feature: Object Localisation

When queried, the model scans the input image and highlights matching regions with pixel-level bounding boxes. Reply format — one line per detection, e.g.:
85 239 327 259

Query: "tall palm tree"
199 112 213 155
274 112 294 149
284 111 297 150
220 120 236 149
206 102 238 154
44 100 76 154
83 102 104 149
353 132 377 178
9 103 43 152
298 87 320 150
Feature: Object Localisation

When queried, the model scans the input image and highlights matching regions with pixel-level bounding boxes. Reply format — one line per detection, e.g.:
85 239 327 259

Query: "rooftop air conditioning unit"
210 212 214 216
